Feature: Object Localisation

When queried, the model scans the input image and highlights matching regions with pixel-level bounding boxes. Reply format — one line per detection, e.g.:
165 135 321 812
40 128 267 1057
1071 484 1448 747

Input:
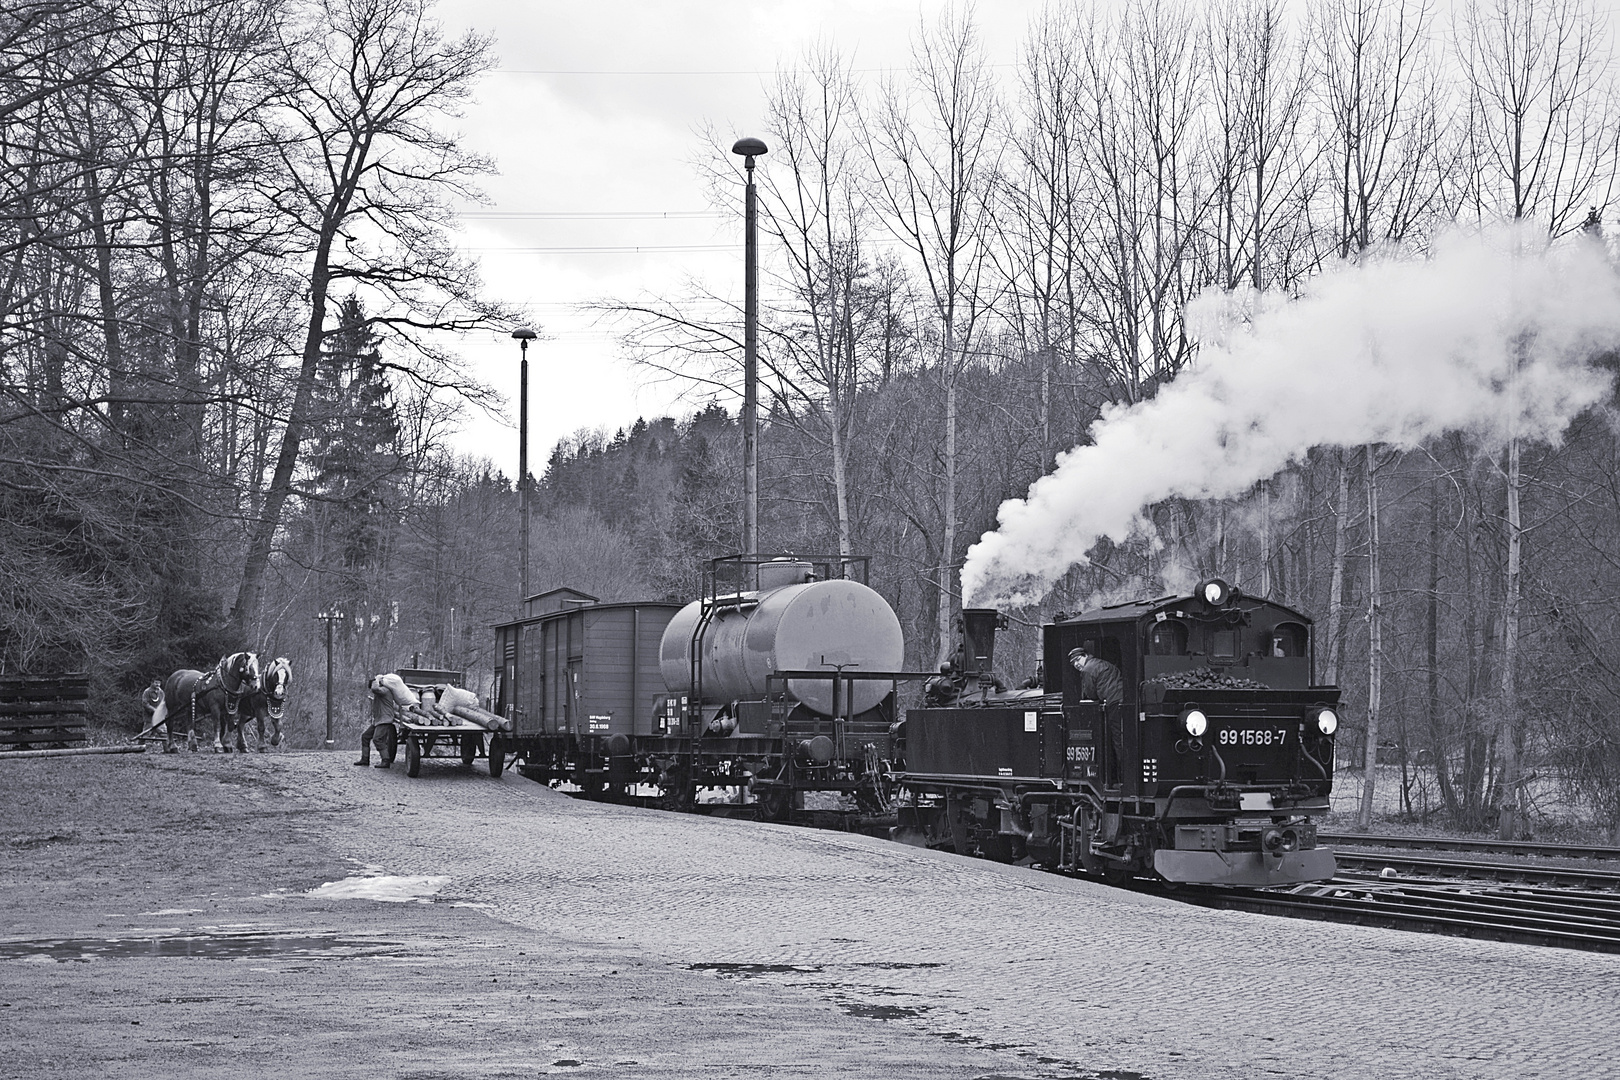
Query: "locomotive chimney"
957 608 1008 678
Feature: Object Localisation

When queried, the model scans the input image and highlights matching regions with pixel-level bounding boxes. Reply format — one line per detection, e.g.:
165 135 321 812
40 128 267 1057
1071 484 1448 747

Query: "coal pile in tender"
1152 667 1270 690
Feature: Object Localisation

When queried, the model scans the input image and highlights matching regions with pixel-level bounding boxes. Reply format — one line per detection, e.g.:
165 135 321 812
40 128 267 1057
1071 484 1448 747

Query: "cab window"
1269 622 1307 657
1148 620 1189 655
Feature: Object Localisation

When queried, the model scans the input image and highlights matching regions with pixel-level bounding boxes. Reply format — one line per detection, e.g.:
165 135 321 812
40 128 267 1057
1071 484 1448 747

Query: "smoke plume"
961 225 1620 607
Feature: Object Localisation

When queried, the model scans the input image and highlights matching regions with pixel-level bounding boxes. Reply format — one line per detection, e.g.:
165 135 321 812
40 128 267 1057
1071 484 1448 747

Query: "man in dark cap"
1067 644 1124 705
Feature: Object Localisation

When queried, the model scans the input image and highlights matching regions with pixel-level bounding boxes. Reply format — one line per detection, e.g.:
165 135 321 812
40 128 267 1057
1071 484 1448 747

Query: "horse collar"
217 657 243 695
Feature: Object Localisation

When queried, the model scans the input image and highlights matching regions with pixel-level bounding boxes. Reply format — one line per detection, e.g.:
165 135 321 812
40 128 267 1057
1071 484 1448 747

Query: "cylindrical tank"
660 578 905 716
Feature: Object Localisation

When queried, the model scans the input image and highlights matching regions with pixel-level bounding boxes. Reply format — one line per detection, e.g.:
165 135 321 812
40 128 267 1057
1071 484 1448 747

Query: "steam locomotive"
491 556 1339 888
895 579 1340 887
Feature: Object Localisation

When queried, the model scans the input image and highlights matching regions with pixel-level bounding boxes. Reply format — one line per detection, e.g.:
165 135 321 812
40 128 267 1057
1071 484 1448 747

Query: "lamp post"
731 137 767 562
511 328 537 611
315 608 342 748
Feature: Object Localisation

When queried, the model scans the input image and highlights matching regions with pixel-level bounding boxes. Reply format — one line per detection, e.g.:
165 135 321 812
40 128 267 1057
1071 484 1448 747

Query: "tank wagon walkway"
325 757 1608 1080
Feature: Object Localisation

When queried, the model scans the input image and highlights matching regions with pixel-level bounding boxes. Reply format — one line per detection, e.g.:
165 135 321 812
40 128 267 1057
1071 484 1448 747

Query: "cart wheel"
405 737 421 778
460 733 479 766
488 734 505 778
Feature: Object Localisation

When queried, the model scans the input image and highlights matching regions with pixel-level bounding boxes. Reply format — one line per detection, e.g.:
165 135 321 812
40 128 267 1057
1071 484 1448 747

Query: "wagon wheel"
756 785 791 822
658 764 696 812
460 733 479 767
487 734 506 778
405 736 421 778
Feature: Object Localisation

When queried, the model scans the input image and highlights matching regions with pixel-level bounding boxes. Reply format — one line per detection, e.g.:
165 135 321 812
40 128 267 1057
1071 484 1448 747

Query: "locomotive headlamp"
1312 707 1339 735
1197 578 1232 606
1181 708 1208 737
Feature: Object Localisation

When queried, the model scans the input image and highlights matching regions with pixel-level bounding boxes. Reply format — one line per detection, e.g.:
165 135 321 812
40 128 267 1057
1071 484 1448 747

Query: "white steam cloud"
961 225 1620 607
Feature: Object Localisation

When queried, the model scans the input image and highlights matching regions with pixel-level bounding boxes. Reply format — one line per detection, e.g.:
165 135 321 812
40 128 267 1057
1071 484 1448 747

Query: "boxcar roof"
492 598 683 632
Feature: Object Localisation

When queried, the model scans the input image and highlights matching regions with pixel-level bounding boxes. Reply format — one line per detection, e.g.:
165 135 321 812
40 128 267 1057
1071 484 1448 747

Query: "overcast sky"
432 0 1045 478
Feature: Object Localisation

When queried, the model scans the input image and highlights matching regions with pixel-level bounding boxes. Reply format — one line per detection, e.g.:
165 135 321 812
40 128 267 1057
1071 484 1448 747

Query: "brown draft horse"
150 652 262 753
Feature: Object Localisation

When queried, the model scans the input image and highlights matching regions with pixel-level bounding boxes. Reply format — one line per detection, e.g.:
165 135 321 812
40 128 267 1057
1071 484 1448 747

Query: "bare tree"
229 0 501 637
865 6 999 661
757 46 883 558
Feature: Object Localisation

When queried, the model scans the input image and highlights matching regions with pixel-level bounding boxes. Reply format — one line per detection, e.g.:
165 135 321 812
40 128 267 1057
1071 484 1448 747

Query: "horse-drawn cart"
372 668 508 779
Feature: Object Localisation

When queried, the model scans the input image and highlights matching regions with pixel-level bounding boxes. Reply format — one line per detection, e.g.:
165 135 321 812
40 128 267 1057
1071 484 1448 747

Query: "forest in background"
6 0 1620 838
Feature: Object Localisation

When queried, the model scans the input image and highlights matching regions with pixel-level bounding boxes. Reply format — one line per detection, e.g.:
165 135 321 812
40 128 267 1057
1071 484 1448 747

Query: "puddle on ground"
0 929 407 963
689 962 825 976
839 1002 930 1020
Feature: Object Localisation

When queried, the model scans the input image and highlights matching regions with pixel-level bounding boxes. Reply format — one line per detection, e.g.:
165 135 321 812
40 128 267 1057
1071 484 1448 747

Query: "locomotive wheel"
405 737 421 778
460 733 478 766
488 734 505 778
979 835 1026 864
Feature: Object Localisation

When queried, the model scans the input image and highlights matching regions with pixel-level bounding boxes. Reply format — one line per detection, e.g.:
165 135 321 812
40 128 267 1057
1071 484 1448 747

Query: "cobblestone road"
299 752 1615 1080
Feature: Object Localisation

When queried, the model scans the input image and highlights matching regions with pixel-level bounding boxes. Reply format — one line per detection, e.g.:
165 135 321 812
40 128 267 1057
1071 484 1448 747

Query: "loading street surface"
1 753 1611 1079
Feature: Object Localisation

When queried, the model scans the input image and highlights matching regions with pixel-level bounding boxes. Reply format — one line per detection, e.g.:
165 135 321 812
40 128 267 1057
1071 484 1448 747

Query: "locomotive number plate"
1216 726 1288 747
1066 745 1095 763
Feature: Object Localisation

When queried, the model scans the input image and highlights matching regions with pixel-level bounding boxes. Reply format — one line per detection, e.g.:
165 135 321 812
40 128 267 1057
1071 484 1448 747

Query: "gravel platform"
2 750 1612 1079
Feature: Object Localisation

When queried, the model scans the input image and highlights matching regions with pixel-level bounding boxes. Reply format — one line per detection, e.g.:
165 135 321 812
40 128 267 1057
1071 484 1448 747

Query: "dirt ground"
0 751 1010 1080
6 748 1615 1080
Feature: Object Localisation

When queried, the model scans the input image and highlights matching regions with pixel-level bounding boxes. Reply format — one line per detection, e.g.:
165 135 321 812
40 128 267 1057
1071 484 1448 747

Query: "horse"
240 656 291 751
149 652 262 753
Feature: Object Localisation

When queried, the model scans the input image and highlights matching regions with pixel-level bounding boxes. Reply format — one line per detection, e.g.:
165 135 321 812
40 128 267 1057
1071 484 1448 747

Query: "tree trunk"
229 229 340 637
1498 435 1522 838
1323 449 1352 687
937 376 957 664
1357 448 1382 830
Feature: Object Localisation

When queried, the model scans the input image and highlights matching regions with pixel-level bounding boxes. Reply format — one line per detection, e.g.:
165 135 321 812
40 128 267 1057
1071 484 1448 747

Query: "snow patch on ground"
308 875 449 903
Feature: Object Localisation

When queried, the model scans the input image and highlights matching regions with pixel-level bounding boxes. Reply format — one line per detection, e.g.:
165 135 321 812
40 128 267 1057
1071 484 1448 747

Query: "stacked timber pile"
1151 667 1270 691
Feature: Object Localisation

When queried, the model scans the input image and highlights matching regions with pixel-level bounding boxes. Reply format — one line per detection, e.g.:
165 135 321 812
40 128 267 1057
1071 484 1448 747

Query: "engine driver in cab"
1068 642 1124 778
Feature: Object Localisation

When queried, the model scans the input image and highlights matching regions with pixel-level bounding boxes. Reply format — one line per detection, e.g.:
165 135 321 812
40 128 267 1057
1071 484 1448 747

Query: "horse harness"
196 655 251 718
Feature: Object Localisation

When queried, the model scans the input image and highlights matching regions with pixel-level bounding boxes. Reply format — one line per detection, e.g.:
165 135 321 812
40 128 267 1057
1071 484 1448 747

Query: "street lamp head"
731 137 767 160
511 327 537 341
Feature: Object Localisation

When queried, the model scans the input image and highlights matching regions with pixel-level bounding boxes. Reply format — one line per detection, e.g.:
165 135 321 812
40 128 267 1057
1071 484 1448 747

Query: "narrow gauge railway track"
1333 851 1620 892
554 786 1620 952
1320 831 1620 862
1154 874 1620 954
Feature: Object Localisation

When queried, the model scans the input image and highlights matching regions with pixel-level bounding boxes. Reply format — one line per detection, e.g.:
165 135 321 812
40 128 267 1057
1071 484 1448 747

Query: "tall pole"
731 138 767 562
512 329 537 611
316 609 341 749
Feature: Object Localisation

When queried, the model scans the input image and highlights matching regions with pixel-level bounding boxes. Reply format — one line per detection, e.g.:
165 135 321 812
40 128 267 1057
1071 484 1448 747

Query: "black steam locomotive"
895 579 1340 887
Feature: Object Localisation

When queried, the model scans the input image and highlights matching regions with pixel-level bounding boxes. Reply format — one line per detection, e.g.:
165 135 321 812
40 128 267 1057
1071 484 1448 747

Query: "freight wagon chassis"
508 731 895 821
381 717 504 779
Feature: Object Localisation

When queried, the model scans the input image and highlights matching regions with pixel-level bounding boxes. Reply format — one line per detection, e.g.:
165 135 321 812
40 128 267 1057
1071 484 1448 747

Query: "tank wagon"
895 580 1341 887
493 554 924 815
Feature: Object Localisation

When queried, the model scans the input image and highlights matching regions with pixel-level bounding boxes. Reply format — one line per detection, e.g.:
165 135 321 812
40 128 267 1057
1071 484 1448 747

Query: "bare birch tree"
865 7 999 661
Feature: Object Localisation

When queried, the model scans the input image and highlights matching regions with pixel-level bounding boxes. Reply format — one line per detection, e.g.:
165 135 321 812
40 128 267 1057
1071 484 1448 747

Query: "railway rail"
1319 831 1620 863
1333 851 1620 892
1162 873 1620 954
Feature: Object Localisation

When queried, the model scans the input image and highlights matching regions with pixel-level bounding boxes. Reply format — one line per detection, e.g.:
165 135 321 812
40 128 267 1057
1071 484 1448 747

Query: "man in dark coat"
1067 645 1124 704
